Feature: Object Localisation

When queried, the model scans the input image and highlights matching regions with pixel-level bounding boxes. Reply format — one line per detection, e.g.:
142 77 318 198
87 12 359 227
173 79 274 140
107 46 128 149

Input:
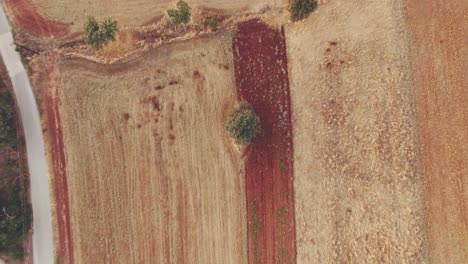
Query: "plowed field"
233 19 296 264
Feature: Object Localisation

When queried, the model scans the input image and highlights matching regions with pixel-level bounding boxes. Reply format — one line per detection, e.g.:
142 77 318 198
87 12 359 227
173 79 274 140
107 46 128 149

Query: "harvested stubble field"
286 0 428 262
31 0 284 32
45 34 247 263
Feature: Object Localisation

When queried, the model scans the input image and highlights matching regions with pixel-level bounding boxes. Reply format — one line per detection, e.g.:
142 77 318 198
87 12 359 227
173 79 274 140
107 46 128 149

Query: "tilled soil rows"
232 19 296 264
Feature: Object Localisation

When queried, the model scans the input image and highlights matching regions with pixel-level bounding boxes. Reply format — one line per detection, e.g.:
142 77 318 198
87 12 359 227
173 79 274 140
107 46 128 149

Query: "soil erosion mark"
5 0 69 37
232 19 296 264
45 60 74 264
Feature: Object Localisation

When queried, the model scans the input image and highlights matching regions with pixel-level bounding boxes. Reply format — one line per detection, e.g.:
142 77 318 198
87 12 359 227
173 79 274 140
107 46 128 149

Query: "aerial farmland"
0 0 465 263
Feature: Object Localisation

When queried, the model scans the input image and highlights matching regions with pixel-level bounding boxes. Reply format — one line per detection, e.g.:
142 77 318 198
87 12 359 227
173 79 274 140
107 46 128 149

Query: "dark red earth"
232 19 296 264
5 0 69 38
44 60 74 264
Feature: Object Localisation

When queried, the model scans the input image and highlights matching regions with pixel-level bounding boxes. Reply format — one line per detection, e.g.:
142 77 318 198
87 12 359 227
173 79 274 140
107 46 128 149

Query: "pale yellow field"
56 33 247 263
33 0 285 31
286 0 427 262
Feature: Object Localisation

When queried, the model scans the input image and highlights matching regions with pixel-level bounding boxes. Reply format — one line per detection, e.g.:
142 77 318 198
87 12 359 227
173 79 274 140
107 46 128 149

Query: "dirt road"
405 0 468 262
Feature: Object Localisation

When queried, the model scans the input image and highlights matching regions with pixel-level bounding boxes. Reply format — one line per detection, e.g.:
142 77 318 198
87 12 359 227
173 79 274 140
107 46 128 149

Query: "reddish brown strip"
5 0 69 38
232 19 296 264
45 60 74 264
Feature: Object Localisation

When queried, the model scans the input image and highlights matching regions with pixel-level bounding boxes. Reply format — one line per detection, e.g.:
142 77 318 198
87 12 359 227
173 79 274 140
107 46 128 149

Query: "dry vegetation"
286 0 427 262
33 0 284 32
52 34 247 263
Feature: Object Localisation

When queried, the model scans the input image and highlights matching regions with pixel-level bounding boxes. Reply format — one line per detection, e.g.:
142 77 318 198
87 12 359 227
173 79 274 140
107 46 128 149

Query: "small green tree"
206 16 219 31
289 0 317 21
226 103 259 145
167 0 191 26
84 17 118 49
101 18 118 41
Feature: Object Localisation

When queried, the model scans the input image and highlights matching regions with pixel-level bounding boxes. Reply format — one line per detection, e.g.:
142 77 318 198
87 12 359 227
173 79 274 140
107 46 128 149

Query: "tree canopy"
84 17 118 49
167 0 191 25
225 103 259 145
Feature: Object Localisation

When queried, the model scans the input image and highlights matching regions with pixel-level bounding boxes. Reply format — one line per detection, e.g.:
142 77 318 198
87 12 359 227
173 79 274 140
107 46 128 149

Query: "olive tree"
84 17 118 49
167 0 191 27
289 0 317 21
225 103 259 145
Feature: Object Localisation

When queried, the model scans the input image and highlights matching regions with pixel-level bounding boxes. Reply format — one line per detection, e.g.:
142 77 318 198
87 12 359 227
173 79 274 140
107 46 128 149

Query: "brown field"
32 0 285 32
47 34 247 263
286 0 427 262
405 0 468 262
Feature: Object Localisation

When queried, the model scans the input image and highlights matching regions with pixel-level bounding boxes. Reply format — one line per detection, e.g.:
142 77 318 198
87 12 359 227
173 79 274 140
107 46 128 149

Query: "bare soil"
3 0 69 38
43 52 74 264
286 0 427 262
233 19 296 264
405 0 468 262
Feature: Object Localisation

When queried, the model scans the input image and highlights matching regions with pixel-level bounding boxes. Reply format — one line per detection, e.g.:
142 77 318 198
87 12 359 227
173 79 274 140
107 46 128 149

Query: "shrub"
101 18 118 42
84 17 118 49
167 0 191 26
206 16 219 31
289 0 317 21
226 103 259 145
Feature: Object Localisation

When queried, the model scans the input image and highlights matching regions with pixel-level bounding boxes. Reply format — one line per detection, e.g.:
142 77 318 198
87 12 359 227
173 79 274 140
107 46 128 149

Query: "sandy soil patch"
3 0 69 38
286 0 427 262
48 33 247 263
233 19 296 264
405 0 467 262
32 0 285 32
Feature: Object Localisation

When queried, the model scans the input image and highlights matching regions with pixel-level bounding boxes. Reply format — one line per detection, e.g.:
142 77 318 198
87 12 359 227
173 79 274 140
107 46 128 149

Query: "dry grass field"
33 0 285 32
286 0 427 262
51 34 247 263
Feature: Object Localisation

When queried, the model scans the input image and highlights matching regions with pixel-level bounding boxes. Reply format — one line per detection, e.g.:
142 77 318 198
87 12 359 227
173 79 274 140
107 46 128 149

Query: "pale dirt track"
54 34 247 263
33 0 285 32
405 0 467 262
286 0 427 262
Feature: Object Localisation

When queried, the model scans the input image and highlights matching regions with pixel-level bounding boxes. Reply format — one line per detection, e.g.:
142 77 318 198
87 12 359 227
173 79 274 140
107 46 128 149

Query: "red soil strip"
4 0 69 38
232 19 296 264
44 58 74 263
